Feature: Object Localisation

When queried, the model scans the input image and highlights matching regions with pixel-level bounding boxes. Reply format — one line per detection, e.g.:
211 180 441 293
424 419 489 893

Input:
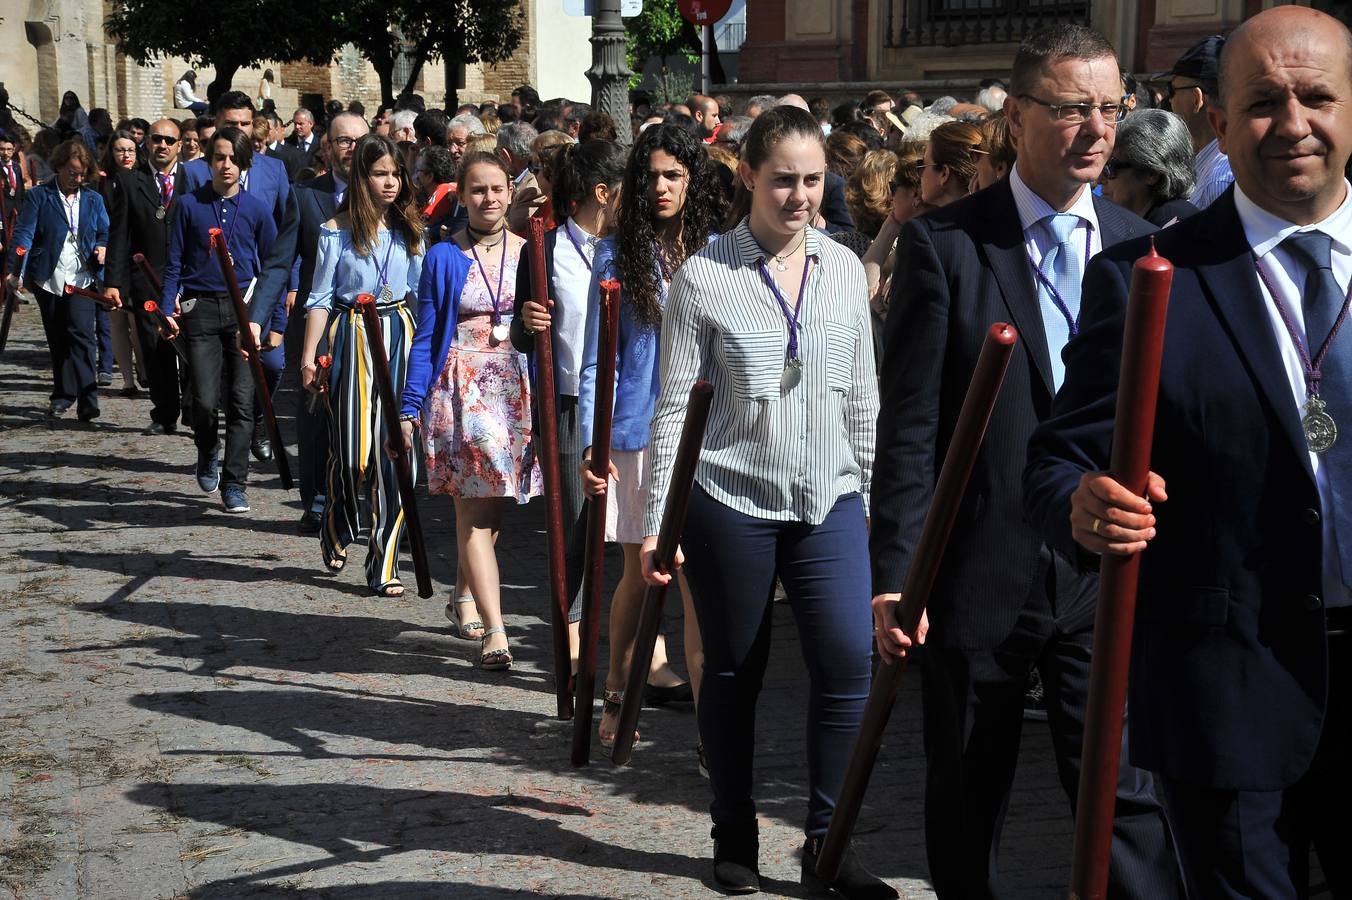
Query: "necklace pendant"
1303 394 1337 453
780 357 803 391
379 284 394 303
775 260 789 272
491 322 510 343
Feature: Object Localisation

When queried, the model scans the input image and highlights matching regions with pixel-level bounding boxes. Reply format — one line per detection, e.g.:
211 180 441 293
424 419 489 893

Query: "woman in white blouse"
173 70 208 116
641 106 890 899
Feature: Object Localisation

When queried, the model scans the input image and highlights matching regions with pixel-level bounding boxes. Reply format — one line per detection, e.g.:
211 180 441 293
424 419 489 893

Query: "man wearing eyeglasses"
869 23 1183 899
1162 35 1233 211
104 118 188 436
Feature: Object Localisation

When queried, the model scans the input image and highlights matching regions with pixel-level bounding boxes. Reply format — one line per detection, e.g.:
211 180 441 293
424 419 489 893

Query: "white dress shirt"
42 191 93 296
1235 181 1352 607
551 218 598 396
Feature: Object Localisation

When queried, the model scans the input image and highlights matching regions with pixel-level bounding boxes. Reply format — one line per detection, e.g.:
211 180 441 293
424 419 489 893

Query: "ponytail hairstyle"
550 139 626 220
725 105 827 230
342 134 423 257
927 121 985 190
615 124 721 330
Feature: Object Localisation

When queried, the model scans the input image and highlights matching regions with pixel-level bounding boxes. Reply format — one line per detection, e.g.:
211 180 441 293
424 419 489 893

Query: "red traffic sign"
677 0 732 26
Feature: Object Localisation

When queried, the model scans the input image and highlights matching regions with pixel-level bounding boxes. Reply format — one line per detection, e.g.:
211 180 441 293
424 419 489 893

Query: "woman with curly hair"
300 135 427 596
577 124 721 749
844 148 899 238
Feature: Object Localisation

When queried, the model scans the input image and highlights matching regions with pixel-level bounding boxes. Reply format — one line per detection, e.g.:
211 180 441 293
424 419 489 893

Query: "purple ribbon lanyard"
215 196 242 258
375 233 397 295
60 194 79 241
1255 256 1352 398
1030 228 1092 337
758 257 813 362
471 238 507 324
566 224 593 273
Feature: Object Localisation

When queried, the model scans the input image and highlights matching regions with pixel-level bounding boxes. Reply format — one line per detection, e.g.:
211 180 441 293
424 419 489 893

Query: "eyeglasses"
1101 158 1136 180
150 134 179 145
1164 81 1204 101
332 136 358 149
1018 94 1127 125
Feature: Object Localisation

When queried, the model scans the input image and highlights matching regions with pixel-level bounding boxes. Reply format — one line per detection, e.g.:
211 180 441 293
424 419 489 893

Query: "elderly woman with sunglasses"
1098 108 1199 228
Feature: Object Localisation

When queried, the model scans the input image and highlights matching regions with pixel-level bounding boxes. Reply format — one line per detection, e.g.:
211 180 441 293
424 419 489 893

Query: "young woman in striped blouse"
641 107 891 899
577 125 722 749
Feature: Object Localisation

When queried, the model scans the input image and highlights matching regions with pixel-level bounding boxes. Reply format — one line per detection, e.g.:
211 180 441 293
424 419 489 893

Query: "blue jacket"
400 241 472 419
578 237 665 453
7 180 109 285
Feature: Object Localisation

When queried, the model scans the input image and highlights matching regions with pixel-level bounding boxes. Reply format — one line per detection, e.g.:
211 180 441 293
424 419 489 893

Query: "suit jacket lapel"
318 173 337 219
1194 193 1314 480
981 180 1054 394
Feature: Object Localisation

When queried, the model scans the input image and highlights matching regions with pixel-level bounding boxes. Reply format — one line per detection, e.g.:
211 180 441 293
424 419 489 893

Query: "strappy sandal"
445 596 484 639
373 580 404 598
323 548 347 573
599 690 639 749
478 627 513 671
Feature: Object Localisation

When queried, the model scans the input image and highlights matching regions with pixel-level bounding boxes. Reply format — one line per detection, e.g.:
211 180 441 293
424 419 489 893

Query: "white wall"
533 2 595 102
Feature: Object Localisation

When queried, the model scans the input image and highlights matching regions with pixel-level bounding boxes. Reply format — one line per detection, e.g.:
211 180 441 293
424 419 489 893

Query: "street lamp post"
587 0 633 147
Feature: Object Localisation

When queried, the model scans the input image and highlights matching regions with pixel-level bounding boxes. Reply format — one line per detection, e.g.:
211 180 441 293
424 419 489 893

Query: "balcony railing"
884 0 1092 48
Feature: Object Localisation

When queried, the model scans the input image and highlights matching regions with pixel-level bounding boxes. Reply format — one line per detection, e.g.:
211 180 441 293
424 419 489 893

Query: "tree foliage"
626 0 700 73
106 0 349 103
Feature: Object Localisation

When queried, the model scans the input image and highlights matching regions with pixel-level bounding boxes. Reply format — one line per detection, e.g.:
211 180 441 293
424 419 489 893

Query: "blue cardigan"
578 237 666 453
7 181 109 284
400 241 472 419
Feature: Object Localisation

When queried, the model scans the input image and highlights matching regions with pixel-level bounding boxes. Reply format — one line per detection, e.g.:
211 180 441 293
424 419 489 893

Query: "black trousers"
920 548 1184 900
35 286 98 416
1158 625 1350 900
286 309 330 513
132 306 182 428
181 295 253 489
558 394 586 623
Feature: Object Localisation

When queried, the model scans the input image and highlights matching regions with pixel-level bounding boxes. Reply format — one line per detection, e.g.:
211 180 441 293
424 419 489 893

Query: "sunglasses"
150 134 180 146
1101 158 1135 180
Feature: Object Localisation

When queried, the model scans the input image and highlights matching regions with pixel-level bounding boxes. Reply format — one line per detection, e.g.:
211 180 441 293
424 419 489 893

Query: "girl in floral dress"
411 152 541 670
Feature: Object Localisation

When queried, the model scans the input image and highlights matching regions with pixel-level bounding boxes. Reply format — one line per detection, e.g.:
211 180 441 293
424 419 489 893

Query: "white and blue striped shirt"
1190 138 1234 211
642 219 879 536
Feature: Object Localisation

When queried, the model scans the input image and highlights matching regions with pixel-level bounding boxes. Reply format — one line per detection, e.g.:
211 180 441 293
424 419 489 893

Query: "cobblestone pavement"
0 312 1074 899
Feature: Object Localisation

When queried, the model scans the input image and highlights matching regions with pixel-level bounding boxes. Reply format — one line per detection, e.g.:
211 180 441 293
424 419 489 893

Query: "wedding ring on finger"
1092 517 1102 535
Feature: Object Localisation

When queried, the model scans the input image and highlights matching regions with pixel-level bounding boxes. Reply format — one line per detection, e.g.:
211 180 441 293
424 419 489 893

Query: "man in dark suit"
285 108 319 168
0 132 25 218
869 24 1183 899
1025 8 1351 897
105 117 188 435
262 112 306 181
257 111 369 532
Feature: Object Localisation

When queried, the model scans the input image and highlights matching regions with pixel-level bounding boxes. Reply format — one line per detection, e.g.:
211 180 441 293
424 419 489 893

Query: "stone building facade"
0 0 594 132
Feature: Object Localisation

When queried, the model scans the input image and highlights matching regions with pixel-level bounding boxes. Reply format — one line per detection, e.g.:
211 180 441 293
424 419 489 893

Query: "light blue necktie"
1036 213 1084 390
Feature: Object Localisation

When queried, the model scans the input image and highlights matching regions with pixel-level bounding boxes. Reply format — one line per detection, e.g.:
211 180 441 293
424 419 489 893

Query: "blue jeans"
680 485 872 836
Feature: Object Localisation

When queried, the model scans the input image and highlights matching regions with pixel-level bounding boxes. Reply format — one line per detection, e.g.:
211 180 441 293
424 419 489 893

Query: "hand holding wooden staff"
816 323 1019 881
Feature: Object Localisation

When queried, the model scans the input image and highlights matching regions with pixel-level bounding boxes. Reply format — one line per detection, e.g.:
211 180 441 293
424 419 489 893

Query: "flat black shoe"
297 510 323 534
78 407 100 423
142 422 176 436
801 837 897 900
251 423 273 461
47 402 71 418
712 825 759 895
645 680 695 707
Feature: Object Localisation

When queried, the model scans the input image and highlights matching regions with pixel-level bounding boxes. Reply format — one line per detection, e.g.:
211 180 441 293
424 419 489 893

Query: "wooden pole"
571 278 622 766
817 322 1019 880
1069 243 1173 900
610 380 714 766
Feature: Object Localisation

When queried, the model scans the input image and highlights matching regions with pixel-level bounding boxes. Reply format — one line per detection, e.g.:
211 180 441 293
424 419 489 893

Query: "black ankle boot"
801 837 898 900
711 824 760 894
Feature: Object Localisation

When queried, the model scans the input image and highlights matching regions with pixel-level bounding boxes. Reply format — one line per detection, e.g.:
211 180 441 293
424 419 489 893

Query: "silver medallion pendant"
780 357 803 391
379 284 394 303
491 322 510 343
1303 394 1337 453
775 259 788 273
155 207 166 220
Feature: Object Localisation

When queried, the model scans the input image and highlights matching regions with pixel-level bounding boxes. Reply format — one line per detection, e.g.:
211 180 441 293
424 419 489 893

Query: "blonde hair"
845 149 899 237
465 134 497 156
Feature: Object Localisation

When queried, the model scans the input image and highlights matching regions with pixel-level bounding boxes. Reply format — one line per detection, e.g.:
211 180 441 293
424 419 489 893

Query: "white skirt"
603 448 650 545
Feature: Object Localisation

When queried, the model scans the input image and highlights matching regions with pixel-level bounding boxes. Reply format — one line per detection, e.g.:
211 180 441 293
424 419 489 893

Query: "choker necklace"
760 230 807 273
468 224 506 247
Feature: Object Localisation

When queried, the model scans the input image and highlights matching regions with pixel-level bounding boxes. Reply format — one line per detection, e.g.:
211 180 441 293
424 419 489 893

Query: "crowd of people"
2 7 1348 898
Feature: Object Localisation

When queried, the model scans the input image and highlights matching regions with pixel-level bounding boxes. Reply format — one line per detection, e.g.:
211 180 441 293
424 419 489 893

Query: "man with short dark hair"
1161 35 1233 210
870 23 1182 899
1027 7 1352 896
413 109 450 147
0 133 24 214
686 94 721 140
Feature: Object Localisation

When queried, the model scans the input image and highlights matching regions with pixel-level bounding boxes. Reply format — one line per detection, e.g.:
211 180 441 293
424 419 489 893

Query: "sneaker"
47 401 71 418
96 372 113 387
1024 668 1048 722
196 452 220 493
222 485 249 513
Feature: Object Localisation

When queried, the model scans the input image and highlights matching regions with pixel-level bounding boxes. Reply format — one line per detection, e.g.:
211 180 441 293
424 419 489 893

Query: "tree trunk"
207 61 241 109
399 36 436 100
370 53 396 110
